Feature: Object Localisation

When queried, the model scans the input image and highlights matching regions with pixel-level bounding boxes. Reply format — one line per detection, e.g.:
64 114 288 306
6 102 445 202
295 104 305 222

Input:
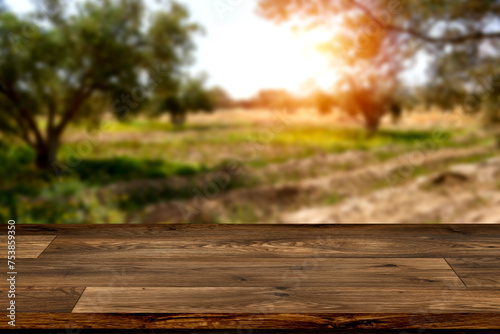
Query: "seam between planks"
37 235 59 259
444 258 467 287
71 287 87 313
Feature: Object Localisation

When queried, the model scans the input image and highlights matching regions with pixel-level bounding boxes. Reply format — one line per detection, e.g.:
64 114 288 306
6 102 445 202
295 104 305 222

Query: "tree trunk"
364 113 381 137
35 137 59 170
170 112 186 127
390 103 402 124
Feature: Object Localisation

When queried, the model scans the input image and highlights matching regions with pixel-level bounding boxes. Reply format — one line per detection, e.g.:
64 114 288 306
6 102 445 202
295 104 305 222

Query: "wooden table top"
1 224 500 330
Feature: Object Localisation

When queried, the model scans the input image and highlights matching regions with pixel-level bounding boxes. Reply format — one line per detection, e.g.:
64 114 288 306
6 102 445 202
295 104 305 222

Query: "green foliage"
0 143 119 224
11 181 126 224
257 0 500 126
74 157 206 185
0 117 477 224
0 138 210 223
273 127 453 152
0 141 36 175
0 0 201 169
153 74 224 126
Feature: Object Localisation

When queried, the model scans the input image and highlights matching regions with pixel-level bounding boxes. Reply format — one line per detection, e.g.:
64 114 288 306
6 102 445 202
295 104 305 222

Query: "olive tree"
0 0 200 170
257 0 500 134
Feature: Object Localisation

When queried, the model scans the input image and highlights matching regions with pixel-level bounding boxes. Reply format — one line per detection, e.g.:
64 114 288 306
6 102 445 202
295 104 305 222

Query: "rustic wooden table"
1 224 500 330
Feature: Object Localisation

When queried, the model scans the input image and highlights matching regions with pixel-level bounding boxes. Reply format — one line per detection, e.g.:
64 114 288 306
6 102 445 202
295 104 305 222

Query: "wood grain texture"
72 286 500 313
38 234 500 259
0 286 84 312
13 223 500 236
4 331 496 334
446 258 500 288
1 224 500 329
0 235 56 258
14 258 464 288
6 313 500 329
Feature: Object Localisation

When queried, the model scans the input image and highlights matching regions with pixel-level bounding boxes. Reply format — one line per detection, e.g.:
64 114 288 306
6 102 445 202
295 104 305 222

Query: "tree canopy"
152 73 232 127
257 0 500 132
0 0 201 170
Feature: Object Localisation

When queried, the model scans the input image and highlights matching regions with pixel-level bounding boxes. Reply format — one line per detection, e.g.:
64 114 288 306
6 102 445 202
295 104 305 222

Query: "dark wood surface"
16 257 464 287
0 287 84 312
1 224 500 329
446 257 500 287
4 331 498 334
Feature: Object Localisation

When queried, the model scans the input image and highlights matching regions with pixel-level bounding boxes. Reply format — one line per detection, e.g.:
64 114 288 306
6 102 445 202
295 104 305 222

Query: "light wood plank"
15 258 464 288
73 286 500 313
0 235 56 258
446 258 500 288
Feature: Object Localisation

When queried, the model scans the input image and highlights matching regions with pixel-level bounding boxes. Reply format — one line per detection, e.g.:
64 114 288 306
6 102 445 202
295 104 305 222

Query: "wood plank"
0 330 491 334
73 287 500 313
37 233 500 259
446 258 500 288
6 313 500 330
2 224 500 329
0 287 84 312
0 331 495 334
14 258 464 288
14 223 500 237
0 235 56 258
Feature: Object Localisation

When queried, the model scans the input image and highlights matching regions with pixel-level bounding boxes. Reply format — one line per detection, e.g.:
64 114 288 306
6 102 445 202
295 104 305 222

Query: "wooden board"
37 233 500 259
446 258 500 288
0 224 499 330
14 258 464 288
0 286 84 312
4 331 497 334
9 313 500 330
0 235 56 258
73 286 500 313
12 223 500 236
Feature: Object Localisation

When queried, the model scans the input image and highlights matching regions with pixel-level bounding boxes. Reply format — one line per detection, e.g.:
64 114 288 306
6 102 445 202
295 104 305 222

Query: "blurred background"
1 0 500 224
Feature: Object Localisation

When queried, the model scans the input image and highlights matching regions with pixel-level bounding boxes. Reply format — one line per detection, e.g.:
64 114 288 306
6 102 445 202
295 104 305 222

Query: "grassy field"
1 108 497 224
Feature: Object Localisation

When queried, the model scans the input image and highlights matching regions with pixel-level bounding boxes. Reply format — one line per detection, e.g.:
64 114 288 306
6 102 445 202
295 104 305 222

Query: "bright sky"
7 0 431 100
6 0 343 99
177 1 337 98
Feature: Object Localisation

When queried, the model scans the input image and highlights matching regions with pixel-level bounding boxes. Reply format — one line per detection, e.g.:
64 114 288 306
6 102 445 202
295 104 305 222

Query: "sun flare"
262 27 340 95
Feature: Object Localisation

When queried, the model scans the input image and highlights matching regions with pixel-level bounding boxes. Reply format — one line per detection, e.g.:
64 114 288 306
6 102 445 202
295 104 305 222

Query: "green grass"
63 121 467 169
228 204 259 224
273 127 459 153
1 116 486 224
325 192 344 205
452 152 495 164
105 119 247 133
72 157 207 185
0 140 211 223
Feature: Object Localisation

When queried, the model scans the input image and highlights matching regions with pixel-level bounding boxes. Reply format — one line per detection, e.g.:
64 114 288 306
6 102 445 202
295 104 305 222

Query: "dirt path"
282 156 500 223
140 145 495 223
